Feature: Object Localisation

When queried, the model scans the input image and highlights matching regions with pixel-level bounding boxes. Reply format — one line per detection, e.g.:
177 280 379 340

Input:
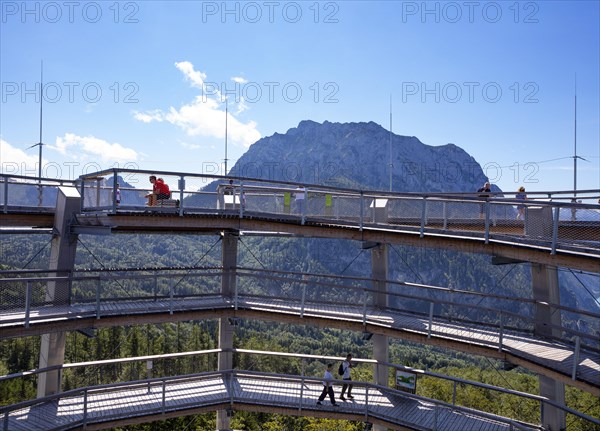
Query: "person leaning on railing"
477 181 491 219
145 175 171 206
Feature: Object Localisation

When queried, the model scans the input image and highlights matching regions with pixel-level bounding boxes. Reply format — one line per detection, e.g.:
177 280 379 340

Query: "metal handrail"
3 355 597 429
1 268 598 351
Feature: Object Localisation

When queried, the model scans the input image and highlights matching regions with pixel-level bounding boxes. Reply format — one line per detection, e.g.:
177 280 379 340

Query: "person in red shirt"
146 175 171 206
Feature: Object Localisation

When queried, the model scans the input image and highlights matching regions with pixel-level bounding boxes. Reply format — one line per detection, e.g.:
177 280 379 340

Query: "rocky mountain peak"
229 120 489 193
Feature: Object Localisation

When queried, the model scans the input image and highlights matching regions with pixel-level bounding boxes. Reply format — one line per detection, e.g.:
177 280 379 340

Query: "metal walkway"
2 172 599 430
2 371 541 431
1 294 598 395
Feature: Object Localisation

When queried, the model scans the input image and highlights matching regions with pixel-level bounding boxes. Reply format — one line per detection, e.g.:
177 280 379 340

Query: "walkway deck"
1 295 598 395
3 372 541 431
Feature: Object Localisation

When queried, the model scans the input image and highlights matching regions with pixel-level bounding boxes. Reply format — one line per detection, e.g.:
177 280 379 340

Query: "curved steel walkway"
1 279 598 396
1 371 543 431
1 172 599 430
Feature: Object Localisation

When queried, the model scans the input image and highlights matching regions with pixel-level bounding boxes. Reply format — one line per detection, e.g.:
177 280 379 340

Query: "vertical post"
428 302 434 339
300 284 306 318
153 271 158 302
95 278 101 319
169 284 174 315
359 192 364 231
162 379 166 414
178 176 185 216
531 263 565 430
452 381 457 405
3 176 8 213
442 201 447 230
238 182 244 219
298 376 304 413
571 336 581 380
217 232 238 431
301 187 307 225
551 206 559 255
83 388 88 427
498 311 504 352
484 203 490 244
25 281 31 328
370 243 388 431
38 187 80 398
111 171 118 214
420 197 426 238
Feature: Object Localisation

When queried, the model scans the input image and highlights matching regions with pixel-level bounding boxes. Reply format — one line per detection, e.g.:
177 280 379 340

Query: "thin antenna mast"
224 99 228 176
38 60 43 183
389 94 393 192
573 73 577 197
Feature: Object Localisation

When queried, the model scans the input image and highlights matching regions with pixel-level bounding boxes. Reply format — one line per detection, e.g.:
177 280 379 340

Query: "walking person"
339 353 354 401
316 363 338 406
515 186 527 220
114 182 121 206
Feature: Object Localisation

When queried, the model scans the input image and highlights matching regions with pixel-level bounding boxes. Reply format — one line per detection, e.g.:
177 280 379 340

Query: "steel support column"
217 232 238 431
531 263 566 431
370 243 389 431
37 187 80 398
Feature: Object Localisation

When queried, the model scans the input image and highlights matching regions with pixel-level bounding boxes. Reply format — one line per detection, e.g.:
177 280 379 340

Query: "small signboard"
395 369 417 394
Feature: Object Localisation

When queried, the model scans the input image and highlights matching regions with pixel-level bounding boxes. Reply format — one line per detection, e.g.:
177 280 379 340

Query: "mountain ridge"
228 120 492 193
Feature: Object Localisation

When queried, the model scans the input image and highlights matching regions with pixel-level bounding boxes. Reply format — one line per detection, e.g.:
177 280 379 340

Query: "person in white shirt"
294 185 306 215
339 353 354 401
316 363 338 406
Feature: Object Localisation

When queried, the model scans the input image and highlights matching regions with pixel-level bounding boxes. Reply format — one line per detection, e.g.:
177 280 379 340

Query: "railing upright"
82 388 88 427
572 336 581 380
301 187 307 225
2 177 8 213
359 192 364 231
428 302 434 339
452 381 457 405
96 278 101 319
239 181 245 219
298 376 304 413
498 311 504 352
551 206 559 255
112 169 118 214
24 282 31 328
162 379 167 414
442 201 448 230
178 175 185 216
420 197 426 238
484 202 490 244
300 284 306 318
364 386 369 422
362 289 368 326
234 277 239 311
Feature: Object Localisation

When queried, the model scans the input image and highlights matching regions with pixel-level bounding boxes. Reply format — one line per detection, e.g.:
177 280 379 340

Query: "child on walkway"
316 363 338 406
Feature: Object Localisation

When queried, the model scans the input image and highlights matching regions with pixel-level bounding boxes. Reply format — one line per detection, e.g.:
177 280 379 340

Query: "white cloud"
134 110 165 123
175 61 207 89
232 76 248 84
0 139 42 175
181 142 202 150
52 133 139 162
135 62 261 148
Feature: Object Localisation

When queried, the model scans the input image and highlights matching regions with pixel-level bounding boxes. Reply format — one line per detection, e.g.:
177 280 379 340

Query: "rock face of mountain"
229 120 492 193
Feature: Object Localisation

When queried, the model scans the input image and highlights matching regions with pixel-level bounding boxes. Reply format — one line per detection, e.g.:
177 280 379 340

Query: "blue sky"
1 0 599 195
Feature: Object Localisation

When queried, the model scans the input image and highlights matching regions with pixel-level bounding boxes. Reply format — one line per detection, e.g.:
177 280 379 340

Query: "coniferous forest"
1 231 599 430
